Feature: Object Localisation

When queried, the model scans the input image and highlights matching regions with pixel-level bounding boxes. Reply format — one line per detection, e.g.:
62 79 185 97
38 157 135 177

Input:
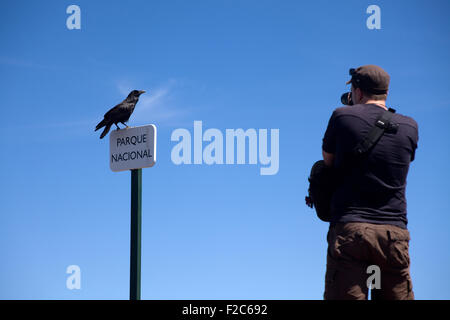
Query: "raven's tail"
95 119 107 131
100 123 112 139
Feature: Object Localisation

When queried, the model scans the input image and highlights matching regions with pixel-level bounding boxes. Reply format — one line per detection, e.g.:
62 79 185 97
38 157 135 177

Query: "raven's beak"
139 90 146 95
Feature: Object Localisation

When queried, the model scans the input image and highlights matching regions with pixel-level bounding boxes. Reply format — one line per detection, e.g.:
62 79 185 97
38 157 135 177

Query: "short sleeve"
322 110 338 154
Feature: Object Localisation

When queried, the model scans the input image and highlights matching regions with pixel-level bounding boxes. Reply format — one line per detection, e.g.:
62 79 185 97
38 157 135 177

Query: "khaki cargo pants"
324 222 414 300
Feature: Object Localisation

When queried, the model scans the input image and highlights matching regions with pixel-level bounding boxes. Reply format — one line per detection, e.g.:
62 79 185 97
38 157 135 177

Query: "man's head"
346 65 390 105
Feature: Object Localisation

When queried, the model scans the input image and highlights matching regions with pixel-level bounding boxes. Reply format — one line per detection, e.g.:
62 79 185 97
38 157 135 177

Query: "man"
322 65 418 300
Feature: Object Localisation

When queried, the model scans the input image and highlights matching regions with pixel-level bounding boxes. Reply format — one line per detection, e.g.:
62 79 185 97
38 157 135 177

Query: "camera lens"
341 92 353 105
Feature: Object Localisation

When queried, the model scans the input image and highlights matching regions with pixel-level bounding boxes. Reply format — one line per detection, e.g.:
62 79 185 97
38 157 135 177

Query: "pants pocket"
387 230 410 269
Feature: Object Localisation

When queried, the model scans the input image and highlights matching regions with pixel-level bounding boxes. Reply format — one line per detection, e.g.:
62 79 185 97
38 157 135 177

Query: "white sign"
110 124 157 172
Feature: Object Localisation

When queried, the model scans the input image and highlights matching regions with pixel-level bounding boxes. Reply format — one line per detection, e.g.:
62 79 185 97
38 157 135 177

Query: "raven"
95 90 146 139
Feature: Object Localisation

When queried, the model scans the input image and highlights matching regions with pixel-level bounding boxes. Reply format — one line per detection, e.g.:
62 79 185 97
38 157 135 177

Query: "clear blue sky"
1 0 449 300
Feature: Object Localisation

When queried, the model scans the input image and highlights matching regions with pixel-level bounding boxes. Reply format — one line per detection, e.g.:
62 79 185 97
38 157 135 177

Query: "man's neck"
362 99 387 110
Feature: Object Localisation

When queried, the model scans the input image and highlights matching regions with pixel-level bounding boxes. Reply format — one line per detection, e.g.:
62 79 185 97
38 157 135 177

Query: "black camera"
341 68 356 105
341 91 353 105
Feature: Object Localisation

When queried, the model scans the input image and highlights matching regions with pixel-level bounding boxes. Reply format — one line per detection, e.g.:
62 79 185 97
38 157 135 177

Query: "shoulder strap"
352 107 397 156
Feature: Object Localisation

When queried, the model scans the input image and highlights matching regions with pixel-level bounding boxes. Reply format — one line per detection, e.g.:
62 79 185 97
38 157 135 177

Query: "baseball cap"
346 65 390 94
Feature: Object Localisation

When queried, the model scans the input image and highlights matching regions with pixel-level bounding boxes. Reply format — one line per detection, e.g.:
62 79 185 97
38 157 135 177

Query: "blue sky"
0 0 449 299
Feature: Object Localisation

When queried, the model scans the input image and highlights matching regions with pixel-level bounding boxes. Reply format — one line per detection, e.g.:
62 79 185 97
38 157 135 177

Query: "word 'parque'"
116 134 147 147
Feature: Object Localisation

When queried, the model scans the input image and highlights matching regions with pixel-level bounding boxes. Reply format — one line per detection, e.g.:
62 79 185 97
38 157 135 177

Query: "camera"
341 91 353 105
340 67 356 105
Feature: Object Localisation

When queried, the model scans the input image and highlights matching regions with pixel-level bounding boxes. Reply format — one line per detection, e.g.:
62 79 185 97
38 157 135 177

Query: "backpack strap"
352 107 397 156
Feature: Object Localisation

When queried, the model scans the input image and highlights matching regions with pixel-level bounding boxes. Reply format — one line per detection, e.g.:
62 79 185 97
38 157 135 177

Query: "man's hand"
322 150 335 167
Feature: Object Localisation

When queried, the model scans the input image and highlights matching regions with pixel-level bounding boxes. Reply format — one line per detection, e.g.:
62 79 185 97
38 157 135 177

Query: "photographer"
321 65 418 300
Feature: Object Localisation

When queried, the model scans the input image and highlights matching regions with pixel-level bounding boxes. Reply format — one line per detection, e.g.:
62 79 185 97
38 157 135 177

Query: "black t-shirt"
322 103 419 229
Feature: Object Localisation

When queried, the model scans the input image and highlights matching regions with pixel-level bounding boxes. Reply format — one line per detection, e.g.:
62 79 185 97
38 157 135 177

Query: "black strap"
352 107 397 156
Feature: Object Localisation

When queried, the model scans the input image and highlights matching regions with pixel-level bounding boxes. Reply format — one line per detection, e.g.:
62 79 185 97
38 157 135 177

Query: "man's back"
322 103 419 229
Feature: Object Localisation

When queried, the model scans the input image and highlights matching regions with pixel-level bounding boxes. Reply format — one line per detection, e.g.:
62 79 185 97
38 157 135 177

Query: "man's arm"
322 150 335 167
322 110 338 167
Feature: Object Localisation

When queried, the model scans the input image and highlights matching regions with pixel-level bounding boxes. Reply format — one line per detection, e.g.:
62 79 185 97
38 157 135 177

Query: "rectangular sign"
109 124 157 172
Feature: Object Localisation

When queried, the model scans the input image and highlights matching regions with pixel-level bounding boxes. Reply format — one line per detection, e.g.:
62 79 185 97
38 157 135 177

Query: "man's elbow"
322 150 335 167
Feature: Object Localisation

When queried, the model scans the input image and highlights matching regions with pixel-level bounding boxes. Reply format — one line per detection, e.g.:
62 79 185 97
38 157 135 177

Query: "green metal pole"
130 168 142 300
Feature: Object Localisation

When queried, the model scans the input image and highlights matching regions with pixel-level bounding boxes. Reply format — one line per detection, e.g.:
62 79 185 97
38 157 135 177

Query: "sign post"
130 168 142 300
109 124 157 300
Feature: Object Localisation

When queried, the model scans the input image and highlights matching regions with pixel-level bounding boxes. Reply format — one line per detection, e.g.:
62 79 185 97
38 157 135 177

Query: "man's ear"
355 87 362 103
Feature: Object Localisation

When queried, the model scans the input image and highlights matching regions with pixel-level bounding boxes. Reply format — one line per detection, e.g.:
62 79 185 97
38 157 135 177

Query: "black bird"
95 90 146 139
